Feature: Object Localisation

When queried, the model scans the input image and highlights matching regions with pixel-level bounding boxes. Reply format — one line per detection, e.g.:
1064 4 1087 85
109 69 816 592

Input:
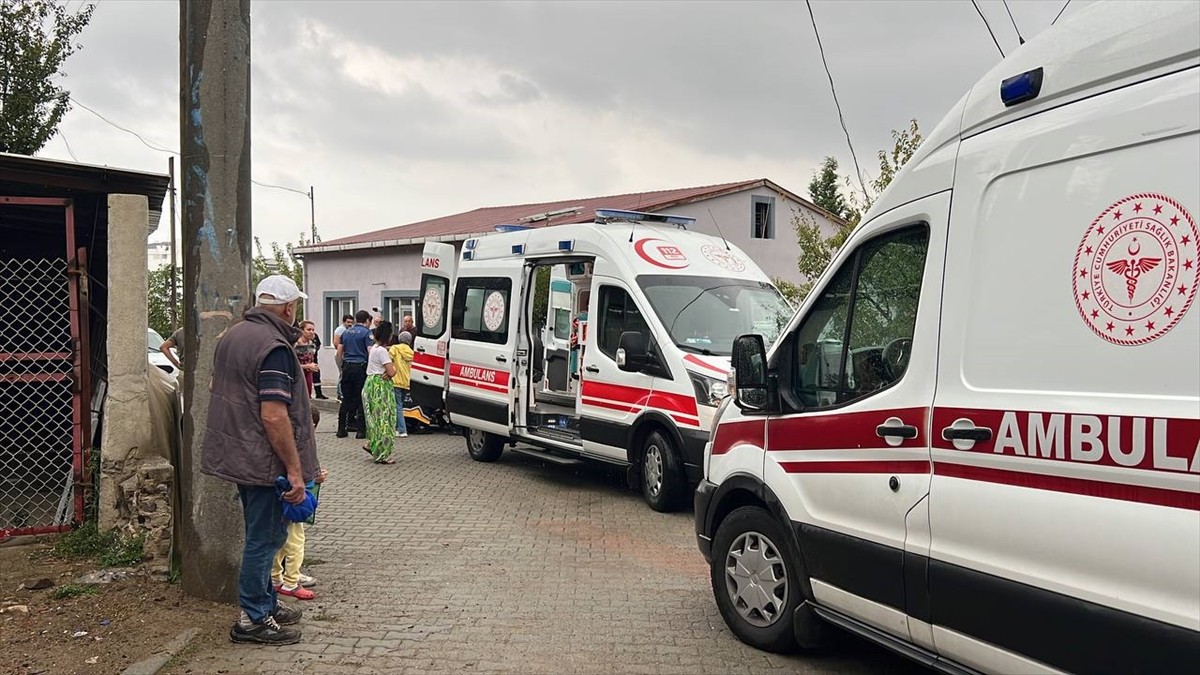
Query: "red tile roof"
302 179 822 253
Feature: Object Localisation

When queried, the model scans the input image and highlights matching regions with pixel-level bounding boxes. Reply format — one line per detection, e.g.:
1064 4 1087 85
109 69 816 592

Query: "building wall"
304 246 428 377
663 187 842 284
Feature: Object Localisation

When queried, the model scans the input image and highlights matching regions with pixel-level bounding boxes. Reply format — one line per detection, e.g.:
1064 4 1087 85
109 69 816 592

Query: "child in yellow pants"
272 467 326 599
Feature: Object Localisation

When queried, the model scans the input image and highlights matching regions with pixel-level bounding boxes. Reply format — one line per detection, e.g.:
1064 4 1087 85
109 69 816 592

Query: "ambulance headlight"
690 371 729 407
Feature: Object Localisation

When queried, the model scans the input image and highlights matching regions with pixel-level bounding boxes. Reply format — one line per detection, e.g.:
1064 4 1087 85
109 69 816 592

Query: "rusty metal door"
0 197 89 540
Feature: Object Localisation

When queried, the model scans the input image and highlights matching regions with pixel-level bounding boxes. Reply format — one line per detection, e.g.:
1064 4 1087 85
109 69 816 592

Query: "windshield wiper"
675 342 715 355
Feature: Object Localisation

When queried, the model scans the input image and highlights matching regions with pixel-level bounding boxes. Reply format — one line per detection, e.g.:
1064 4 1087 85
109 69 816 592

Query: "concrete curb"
121 627 200 675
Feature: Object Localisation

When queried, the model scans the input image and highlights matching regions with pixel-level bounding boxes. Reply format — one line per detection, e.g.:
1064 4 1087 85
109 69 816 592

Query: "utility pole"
168 156 178 330
177 0 253 602
309 185 317 243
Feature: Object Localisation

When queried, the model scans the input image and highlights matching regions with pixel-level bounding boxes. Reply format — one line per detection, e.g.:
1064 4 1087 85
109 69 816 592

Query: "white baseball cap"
255 275 308 305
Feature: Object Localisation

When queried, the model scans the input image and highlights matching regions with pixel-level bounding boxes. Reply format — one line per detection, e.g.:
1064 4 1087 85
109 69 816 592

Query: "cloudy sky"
36 0 1083 247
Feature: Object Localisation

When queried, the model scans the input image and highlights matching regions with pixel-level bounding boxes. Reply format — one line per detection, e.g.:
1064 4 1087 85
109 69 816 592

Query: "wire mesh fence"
0 257 79 536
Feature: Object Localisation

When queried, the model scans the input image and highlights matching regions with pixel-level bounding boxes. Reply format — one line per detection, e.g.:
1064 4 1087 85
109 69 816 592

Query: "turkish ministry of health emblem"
1073 193 1198 346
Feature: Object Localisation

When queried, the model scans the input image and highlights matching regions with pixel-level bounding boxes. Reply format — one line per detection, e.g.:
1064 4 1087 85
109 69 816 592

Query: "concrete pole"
177 0 253 603
168 157 178 331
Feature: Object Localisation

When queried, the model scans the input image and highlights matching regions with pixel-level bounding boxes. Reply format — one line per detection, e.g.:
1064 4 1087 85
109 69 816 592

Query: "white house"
293 179 843 379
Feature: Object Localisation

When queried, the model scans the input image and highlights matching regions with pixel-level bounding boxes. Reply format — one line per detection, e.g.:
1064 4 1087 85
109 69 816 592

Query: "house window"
752 197 775 239
382 291 418 333
451 277 512 345
324 293 357 344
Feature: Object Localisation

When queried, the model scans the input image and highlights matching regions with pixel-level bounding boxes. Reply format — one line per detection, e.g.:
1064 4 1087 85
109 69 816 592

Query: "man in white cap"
200 274 321 645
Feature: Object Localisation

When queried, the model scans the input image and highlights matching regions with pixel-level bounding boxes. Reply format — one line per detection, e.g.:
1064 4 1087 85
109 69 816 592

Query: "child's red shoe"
275 583 316 600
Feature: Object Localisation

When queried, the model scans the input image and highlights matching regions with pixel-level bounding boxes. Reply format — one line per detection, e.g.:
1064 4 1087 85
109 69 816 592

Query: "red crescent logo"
634 237 689 269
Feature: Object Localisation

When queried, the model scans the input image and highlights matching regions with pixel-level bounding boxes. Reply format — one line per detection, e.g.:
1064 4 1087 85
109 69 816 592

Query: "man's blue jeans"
237 485 288 623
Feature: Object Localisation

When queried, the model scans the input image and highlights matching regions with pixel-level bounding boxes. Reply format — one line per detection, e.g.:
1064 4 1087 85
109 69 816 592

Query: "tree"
148 263 181 338
252 235 309 321
807 156 851 222
0 0 95 154
788 119 923 304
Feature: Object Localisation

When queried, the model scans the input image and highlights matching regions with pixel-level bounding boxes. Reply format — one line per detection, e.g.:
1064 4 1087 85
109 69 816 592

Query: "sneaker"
398 432 408 438
271 603 303 626
335 430 348 438
230 615 300 645
276 584 316 600
298 573 317 588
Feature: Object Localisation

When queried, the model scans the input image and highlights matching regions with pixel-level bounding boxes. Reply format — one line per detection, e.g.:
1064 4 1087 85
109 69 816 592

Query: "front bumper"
694 478 718 563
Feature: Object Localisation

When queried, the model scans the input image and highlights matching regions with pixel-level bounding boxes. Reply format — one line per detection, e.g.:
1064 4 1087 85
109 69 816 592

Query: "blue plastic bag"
274 476 318 523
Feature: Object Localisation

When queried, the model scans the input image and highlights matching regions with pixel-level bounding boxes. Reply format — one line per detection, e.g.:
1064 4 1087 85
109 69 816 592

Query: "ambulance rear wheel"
465 427 504 462
711 506 801 653
641 430 685 512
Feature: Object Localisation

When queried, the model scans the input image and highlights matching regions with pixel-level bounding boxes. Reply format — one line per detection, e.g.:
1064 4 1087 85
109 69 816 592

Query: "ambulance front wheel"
465 427 504 462
711 506 803 654
640 430 686 512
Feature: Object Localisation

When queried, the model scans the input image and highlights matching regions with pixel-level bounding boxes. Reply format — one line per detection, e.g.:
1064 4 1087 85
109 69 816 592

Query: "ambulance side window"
451 277 512 345
417 274 448 340
790 225 929 408
598 286 650 359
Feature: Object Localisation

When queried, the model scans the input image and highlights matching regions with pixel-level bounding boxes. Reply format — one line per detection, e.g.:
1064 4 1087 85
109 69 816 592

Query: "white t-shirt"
367 344 391 375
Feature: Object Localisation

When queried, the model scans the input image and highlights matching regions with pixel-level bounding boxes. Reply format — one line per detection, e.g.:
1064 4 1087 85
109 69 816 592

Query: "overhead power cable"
70 97 178 154
1002 0 1025 45
970 0 1006 58
1051 0 1072 26
804 0 869 202
58 131 79 162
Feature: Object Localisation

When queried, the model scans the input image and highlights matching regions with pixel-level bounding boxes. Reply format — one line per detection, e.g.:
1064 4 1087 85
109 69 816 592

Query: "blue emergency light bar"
1000 67 1043 107
512 244 525 255
464 238 478 250
558 240 574 252
594 208 695 228
494 224 532 233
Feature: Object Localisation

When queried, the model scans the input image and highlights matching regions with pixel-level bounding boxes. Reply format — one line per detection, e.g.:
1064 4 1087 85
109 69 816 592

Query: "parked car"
147 328 178 378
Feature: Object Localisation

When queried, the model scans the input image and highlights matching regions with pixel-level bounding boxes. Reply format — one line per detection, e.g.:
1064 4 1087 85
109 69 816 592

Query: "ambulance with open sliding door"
420 210 790 512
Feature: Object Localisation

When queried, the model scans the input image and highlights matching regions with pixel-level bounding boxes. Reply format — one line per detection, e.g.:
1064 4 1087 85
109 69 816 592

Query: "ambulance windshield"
638 276 792 356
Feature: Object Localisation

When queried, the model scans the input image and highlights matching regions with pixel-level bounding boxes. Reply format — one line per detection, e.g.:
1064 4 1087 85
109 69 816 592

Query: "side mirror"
617 331 647 372
731 333 769 412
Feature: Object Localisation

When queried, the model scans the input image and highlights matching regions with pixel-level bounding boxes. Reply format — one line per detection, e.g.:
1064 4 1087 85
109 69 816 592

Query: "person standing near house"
388 331 414 439
311 331 328 399
200 274 318 645
363 320 398 463
295 320 319 398
332 314 353 400
336 310 372 439
401 314 415 336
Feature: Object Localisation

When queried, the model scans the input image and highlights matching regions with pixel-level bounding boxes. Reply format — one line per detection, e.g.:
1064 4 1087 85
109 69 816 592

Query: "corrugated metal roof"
0 152 170 232
296 178 833 255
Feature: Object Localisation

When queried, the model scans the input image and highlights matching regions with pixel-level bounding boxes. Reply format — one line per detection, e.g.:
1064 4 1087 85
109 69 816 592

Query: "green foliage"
793 119 923 304
51 583 100 600
147 263 181 338
52 523 144 568
807 156 852 221
253 234 310 320
0 0 95 154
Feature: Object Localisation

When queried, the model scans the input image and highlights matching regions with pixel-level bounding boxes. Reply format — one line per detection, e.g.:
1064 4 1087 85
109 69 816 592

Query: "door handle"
496 355 508 363
585 365 600 373
941 418 993 450
941 426 992 442
876 424 918 439
416 347 426 353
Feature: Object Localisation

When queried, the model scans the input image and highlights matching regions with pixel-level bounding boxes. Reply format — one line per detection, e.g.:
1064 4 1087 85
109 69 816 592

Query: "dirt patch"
0 542 231 675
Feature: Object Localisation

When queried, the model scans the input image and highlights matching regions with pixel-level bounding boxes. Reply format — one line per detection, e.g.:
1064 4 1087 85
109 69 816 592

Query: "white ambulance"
414 210 790 511
695 2 1200 672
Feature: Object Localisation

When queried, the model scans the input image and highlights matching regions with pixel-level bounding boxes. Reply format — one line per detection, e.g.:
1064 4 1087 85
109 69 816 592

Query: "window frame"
450 276 513 345
751 196 775 240
596 284 651 360
416 273 450 340
322 291 358 345
381 290 418 333
781 223 929 412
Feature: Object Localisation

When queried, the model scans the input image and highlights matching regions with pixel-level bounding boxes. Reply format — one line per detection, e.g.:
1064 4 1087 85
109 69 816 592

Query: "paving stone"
179 429 920 673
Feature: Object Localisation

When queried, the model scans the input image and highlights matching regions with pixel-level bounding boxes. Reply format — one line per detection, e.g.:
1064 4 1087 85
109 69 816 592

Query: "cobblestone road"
177 424 920 674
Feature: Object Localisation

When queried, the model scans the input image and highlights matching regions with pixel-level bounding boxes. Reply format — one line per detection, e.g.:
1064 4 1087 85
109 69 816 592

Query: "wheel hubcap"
469 429 483 453
644 444 663 496
724 531 788 627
